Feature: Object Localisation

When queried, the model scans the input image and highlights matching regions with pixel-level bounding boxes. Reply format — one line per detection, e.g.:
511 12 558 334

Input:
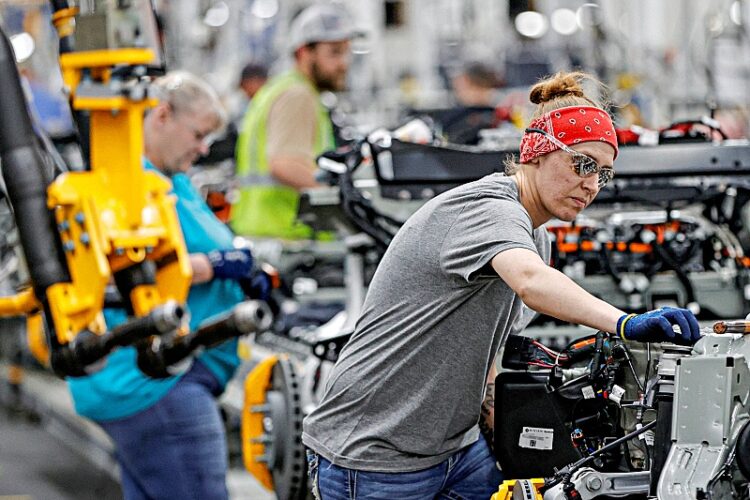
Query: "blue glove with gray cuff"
207 248 255 281
617 307 701 345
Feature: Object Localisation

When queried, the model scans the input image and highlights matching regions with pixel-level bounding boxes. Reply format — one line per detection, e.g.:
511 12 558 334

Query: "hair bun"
529 72 586 104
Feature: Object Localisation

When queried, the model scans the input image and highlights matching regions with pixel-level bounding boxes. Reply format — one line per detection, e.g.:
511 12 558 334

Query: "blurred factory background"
4 0 749 140
0 1 749 500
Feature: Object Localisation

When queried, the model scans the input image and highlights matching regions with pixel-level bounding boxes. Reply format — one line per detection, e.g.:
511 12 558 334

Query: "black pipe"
49 0 76 54
137 301 272 378
0 27 69 373
48 0 91 168
52 301 185 377
0 27 70 302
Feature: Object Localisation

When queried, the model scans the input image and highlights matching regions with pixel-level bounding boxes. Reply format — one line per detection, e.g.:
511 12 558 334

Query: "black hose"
0 27 70 303
597 231 627 293
49 0 76 54
653 241 697 307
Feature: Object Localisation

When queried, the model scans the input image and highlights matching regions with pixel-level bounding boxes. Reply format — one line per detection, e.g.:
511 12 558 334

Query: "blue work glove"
207 248 255 281
617 307 701 345
240 270 271 301
241 268 282 316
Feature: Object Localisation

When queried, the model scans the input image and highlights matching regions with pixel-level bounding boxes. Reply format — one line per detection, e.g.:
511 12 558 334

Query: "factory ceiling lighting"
551 8 579 35
515 10 548 39
204 1 230 27
10 32 34 63
251 0 278 19
730 0 742 25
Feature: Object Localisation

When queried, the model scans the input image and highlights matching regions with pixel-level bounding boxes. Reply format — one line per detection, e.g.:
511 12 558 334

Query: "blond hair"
151 71 227 130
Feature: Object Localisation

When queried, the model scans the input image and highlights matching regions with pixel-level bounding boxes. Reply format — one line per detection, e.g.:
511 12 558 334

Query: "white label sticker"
636 424 656 446
518 426 554 450
582 385 596 399
610 384 626 405
643 430 655 446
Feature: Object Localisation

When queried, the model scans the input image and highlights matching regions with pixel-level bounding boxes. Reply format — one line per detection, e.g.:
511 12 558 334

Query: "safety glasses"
525 128 615 188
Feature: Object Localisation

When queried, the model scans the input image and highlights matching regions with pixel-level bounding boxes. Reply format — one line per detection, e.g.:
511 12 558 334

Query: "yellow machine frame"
47 47 191 340
491 478 546 500
0 38 191 362
241 354 280 490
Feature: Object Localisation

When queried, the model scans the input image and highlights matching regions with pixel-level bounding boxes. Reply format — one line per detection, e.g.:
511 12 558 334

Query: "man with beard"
230 4 359 239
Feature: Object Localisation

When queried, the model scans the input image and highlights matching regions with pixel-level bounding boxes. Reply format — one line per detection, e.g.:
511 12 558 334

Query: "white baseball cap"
288 3 364 53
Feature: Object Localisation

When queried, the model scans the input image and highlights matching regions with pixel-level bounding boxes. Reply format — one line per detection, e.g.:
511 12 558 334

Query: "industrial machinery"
364 132 750 498
543 141 750 321
491 322 750 500
239 142 385 500
0 1 270 379
369 135 750 321
313 130 750 327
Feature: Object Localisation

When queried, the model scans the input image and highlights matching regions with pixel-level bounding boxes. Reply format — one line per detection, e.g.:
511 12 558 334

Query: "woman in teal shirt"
68 72 263 499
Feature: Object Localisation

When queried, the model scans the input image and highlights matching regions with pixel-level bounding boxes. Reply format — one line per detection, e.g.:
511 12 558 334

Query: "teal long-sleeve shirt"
68 161 245 421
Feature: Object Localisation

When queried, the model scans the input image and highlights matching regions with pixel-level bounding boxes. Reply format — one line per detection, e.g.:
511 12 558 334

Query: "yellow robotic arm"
0 2 190 377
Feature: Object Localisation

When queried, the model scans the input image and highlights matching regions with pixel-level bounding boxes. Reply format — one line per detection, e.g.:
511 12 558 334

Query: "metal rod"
713 320 750 334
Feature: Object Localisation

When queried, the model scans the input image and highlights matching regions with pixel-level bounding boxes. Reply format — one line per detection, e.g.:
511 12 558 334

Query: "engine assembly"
545 207 750 318
492 324 750 500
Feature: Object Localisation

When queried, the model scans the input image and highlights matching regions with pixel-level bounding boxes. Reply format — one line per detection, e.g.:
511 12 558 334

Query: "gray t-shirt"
302 174 550 472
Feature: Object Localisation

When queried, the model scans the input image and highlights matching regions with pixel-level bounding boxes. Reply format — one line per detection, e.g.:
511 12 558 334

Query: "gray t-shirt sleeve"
440 194 539 283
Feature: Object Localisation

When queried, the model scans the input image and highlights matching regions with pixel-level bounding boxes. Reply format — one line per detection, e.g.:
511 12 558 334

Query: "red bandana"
519 106 618 163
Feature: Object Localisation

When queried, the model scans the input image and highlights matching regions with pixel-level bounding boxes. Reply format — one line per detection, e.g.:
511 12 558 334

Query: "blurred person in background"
438 61 504 145
230 3 359 240
196 62 269 178
238 61 268 101
451 61 502 108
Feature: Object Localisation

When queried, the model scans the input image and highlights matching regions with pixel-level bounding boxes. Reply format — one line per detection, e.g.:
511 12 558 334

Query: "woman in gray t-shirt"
302 71 700 500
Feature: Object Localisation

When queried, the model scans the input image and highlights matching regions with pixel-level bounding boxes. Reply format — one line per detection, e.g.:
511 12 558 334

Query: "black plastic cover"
494 371 588 478
371 139 509 199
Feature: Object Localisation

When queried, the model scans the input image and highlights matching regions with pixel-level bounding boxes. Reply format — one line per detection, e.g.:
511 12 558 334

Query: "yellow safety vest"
230 70 335 239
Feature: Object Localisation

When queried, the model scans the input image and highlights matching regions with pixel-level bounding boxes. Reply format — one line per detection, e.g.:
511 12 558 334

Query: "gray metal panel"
74 14 110 51
658 444 724 499
673 356 738 445
659 335 750 499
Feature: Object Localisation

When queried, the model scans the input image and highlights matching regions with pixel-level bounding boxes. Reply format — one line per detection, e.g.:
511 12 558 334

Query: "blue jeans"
306 438 502 500
99 361 229 500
